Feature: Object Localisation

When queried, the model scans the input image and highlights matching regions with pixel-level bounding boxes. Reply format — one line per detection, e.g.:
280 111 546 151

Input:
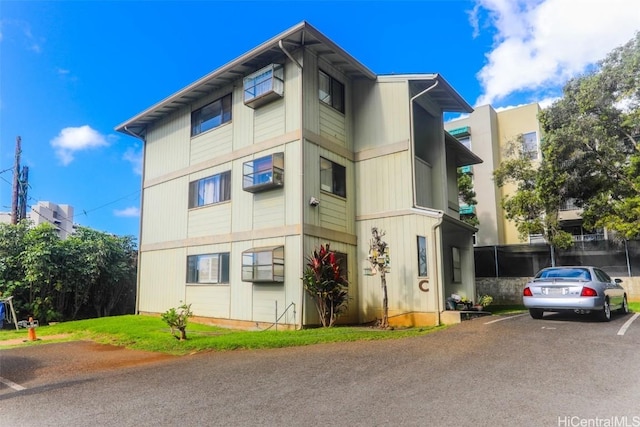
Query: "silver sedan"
523 266 629 321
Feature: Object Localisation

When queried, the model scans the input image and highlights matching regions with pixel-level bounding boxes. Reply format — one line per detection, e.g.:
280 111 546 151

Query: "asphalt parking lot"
1 311 639 426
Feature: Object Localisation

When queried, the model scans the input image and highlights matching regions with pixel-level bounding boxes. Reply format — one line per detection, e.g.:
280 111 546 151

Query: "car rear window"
536 268 591 280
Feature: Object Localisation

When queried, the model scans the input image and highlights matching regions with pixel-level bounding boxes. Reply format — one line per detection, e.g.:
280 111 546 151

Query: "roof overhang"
445 131 483 167
115 21 376 138
379 74 474 114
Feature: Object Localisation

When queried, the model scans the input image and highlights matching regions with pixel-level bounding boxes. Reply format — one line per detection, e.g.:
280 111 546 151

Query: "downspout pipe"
124 125 146 315
431 212 444 325
409 79 439 208
278 39 305 330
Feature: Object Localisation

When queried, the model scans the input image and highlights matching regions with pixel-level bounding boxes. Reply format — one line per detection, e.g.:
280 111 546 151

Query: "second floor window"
319 70 345 113
522 131 538 160
320 157 346 198
191 94 232 136
189 171 231 208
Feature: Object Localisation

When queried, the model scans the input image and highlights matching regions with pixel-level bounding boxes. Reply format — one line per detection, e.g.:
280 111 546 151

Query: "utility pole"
11 136 21 224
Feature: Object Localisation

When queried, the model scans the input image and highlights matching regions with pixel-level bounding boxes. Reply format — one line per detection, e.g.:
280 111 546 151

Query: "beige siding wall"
142 178 188 244
255 99 286 142
352 80 410 152
190 123 233 164
415 158 433 207
138 248 187 313
138 53 305 326
145 111 191 180
356 213 440 324
356 151 412 215
188 202 232 238
319 103 346 145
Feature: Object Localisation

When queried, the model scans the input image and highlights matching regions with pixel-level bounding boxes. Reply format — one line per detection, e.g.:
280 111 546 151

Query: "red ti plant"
302 244 349 327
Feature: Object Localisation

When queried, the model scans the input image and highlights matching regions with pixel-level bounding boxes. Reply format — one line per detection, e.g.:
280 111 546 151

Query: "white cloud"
114 207 140 218
472 0 640 106
123 147 143 175
50 125 109 165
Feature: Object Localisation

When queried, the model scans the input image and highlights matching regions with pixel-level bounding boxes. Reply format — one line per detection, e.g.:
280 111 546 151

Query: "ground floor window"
417 236 428 276
187 253 230 284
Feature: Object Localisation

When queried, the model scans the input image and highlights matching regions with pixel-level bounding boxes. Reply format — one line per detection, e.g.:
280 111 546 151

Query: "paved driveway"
1 312 639 426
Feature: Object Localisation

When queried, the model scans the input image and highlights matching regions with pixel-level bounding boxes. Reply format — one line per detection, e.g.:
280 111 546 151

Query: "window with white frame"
242 153 284 193
187 253 230 284
188 171 231 208
417 236 428 277
242 246 284 283
319 70 345 113
522 131 538 160
320 157 346 198
243 64 284 108
191 94 232 137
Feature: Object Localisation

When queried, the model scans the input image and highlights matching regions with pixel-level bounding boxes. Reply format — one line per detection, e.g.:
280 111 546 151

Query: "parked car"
523 266 629 321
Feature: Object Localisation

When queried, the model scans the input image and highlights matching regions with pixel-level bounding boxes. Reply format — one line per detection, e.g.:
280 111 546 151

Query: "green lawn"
0 315 446 355
3 303 637 355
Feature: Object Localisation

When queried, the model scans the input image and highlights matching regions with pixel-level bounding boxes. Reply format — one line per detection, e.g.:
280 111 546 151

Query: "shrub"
161 303 193 340
302 244 348 327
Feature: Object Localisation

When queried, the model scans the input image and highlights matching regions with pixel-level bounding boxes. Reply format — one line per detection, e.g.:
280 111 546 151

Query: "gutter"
431 212 444 325
124 125 146 315
279 39 305 330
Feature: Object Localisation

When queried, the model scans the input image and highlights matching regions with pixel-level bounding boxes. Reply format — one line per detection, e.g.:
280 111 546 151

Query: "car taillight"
523 287 533 297
580 287 598 297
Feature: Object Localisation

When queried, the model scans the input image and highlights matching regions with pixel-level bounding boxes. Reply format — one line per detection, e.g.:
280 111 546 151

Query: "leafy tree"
0 222 137 323
458 168 479 227
495 32 640 246
302 244 349 327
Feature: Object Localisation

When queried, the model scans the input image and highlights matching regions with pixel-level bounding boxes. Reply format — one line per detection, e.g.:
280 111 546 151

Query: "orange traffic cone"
27 317 37 341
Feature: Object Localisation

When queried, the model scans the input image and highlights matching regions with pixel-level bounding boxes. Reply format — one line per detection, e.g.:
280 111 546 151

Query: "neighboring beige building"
446 103 543 246
116 22 482 329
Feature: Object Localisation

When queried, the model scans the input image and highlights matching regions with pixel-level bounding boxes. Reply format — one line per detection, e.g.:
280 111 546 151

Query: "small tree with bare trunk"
368 228 390 329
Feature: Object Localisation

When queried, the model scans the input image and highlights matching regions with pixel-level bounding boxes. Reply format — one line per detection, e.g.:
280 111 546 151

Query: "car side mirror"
614 278 623 284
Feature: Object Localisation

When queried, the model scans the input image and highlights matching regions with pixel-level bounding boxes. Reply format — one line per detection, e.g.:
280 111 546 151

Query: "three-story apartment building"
116 22 481 328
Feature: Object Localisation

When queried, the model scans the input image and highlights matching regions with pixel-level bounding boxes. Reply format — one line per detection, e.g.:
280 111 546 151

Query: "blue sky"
1 0 639 241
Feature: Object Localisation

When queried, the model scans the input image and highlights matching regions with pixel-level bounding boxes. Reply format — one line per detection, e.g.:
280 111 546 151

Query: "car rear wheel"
599 299 611 322
529 308 544 319
619 295 629 314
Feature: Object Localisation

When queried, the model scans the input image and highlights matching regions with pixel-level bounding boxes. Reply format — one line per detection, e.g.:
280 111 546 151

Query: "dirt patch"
0 340 176 391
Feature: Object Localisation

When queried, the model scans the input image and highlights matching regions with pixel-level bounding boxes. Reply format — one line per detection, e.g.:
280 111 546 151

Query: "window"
452 247 461 283
320 157 346 198
417 236 428 277
522 131 538 160
187 253 230 284
243 153 284 193
458 136 471 150
242 246 284 283
191 94 232 136
319 70 344 113
243 64 284 108
189 171 231 208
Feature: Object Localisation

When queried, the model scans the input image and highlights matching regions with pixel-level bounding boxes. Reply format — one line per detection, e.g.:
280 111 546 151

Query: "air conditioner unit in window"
243 64 284 108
